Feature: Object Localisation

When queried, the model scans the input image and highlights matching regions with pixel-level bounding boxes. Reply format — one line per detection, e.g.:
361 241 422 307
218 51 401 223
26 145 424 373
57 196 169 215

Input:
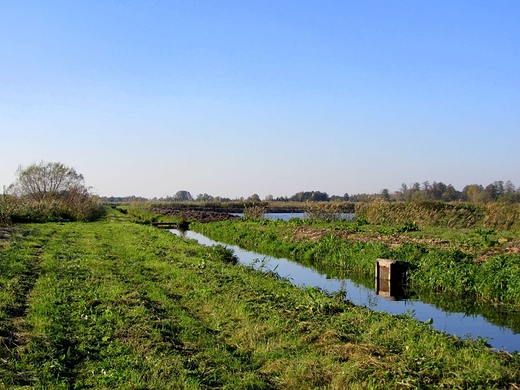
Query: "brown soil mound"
150 207 239 223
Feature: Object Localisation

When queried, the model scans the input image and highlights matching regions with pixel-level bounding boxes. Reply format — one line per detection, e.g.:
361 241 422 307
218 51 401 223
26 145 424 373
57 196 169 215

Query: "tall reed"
355 200 520 231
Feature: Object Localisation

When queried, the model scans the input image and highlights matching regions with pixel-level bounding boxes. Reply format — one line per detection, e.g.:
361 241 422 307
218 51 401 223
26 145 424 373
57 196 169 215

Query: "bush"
243 203 268 219
4 161 105 223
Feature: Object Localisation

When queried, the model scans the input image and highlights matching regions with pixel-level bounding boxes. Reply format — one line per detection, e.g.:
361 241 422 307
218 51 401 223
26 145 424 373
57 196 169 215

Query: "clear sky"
1 1 519 199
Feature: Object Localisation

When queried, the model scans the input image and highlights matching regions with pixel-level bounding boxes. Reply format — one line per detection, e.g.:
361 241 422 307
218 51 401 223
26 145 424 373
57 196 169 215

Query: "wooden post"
375 259 407 300
375 259 397 280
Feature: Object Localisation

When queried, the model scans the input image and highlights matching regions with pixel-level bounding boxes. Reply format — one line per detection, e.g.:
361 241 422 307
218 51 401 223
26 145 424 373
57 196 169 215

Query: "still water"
232 212 354 220
170 228 520 352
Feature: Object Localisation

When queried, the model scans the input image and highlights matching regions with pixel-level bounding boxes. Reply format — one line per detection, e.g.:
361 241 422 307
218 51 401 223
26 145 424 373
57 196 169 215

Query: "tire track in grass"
15 224 198 389
93 223 274 389
8 222 272 389
0 226 56 387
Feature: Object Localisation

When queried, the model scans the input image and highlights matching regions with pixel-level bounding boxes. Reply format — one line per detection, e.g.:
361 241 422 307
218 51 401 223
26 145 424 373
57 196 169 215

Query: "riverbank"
172 227 520 351
1 210 519 388
191 218 520 306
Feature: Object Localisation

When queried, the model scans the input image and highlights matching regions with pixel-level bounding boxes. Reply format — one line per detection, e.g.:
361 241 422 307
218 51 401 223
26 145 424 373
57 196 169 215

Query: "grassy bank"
191 218 520 306
0 211 518 388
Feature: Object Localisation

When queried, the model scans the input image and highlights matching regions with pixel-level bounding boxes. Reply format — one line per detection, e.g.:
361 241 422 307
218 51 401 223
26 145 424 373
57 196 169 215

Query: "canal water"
232 212 354 220
170 228 520 352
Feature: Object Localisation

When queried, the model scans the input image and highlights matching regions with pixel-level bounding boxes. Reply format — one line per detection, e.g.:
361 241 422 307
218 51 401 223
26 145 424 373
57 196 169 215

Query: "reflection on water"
170 228 520 352
375 278 407 301
231 212 355 221
177 228 189 238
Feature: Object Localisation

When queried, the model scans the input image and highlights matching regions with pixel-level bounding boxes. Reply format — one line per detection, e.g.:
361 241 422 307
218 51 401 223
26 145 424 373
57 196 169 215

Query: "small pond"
170 228 520 352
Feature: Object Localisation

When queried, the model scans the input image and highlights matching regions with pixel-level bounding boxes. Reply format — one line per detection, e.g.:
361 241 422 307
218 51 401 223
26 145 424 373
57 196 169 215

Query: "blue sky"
1 1 519 199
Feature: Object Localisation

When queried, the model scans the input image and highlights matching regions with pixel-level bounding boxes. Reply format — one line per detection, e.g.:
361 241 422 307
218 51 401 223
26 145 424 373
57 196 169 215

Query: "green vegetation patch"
1 213 519 388
192 218 520 306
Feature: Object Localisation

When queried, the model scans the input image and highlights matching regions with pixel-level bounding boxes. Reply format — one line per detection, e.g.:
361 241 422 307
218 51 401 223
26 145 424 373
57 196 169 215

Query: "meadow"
1 208 520 388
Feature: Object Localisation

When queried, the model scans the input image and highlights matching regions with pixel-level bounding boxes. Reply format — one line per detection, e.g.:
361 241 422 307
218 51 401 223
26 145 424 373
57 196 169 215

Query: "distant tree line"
382 180 520 203
101 191 234 203
267 191 349 202
100 180 520 204
103 195 149 203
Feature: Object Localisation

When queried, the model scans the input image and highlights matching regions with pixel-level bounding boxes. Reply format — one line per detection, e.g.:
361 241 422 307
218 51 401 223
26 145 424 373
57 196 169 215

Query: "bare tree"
10 161 85 201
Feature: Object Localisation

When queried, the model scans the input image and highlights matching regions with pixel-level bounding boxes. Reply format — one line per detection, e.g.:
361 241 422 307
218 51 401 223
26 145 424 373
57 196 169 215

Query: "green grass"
191 218 520 306
1 210 520 388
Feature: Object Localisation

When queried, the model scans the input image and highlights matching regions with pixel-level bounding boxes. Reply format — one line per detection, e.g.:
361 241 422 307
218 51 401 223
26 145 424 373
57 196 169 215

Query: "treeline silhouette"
101 180 520 204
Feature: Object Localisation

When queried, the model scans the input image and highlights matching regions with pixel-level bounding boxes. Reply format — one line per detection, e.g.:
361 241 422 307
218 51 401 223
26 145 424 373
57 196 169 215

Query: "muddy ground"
150 207 239 223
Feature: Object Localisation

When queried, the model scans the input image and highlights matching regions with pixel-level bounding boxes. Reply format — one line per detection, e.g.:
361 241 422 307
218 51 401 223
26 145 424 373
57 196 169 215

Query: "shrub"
243 202 268 219
4 161 105 223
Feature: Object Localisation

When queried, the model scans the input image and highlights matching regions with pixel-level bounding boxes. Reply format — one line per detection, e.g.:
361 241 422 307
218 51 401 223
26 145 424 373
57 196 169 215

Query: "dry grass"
355 200 520 231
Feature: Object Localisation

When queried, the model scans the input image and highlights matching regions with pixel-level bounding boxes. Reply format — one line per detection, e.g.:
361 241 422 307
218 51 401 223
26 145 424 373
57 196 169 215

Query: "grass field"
191 218 520 306
1 210 520 388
